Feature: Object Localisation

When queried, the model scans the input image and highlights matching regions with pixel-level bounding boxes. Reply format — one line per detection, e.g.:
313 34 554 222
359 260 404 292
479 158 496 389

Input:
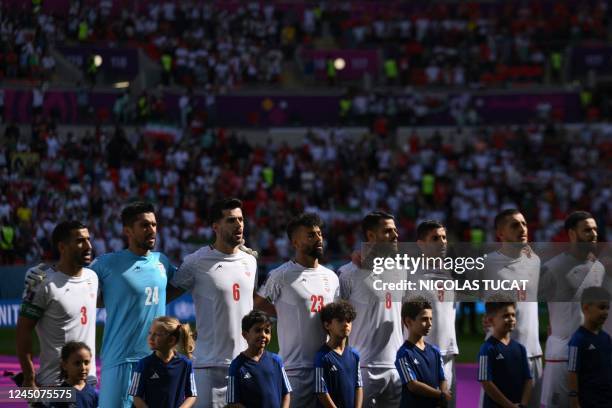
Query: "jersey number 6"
232 283 240 301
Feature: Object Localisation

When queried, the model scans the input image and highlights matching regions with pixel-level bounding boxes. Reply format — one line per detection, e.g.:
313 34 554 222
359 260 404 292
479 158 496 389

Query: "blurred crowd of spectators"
2 1 611 89
0 6 56 82
331 1 610 87
1 121 610 265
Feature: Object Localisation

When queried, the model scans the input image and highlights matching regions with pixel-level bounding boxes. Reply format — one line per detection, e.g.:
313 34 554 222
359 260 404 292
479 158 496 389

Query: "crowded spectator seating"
1 121 610 265
2 1 611 88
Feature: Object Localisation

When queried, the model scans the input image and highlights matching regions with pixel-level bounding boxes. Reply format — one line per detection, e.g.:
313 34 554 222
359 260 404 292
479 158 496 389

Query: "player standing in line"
168 198 257 408
16 221 98 388
483 210 543 407
337 211 404 406
255 213 340 408
412 220 459 408
539 211 605 408
90 202 176 408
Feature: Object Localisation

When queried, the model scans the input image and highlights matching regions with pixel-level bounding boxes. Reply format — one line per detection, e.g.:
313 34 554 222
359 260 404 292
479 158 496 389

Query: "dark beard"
223 233 241 248
308 246 323 260
139 239 155 251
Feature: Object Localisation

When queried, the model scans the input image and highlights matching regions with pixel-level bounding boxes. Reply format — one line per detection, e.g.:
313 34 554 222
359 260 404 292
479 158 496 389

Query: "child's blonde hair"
153 316 195 359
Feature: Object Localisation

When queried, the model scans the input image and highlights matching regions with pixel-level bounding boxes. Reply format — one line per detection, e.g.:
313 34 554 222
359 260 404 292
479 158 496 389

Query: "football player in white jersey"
255 213 340 408
168 198 257 408
484 210 542 408
16 221 98 388
337 211 404 407
410 220 458 408
539 211 605 408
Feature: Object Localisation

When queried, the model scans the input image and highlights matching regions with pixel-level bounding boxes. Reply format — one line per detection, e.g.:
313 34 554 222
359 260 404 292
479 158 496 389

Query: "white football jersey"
21 266 98 386
258 261 339 370
171 245 257 368
404 269 459 356
483 251 542 357
541 253 605 359
338 261 404 367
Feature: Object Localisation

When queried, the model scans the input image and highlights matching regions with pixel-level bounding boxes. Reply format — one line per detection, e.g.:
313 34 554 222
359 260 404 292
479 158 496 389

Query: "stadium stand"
1 0 611 266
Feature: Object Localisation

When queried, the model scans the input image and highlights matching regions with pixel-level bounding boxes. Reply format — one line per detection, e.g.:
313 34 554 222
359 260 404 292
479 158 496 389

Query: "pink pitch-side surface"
0 357 481 407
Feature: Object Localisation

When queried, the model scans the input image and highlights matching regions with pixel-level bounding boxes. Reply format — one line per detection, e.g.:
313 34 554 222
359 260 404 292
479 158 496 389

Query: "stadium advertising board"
56 47 139 78
571 45 612 77
301 49 380 80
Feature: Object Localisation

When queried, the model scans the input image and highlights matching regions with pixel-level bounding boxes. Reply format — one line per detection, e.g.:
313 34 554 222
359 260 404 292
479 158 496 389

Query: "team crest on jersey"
157 263 166 276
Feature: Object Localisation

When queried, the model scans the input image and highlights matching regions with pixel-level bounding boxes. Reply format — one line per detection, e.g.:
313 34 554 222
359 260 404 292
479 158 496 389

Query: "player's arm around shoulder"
167 253 198 303
89 255 110 307
254 265 285 316
337 262 354 300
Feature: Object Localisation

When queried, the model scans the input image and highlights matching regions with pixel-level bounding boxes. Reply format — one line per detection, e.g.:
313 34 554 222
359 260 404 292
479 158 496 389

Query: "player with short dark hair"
208 198 244 225
567 287 612 408
255 213 340 408
89 202 177 408
16 221 98 388
539 211 604 408
170 198 258 408
415 220 445 241
338 211 404 406
227 311 292 408
396 298 450 408
314 300 363 408
484 209 543 407
121 201 157 227
478 302 533 408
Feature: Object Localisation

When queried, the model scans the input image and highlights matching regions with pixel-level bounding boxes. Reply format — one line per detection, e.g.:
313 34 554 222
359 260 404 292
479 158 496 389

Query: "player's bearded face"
216 208 244 248
573 218 598 254
296 226 324 260
129 212 157 251
65 228 92 266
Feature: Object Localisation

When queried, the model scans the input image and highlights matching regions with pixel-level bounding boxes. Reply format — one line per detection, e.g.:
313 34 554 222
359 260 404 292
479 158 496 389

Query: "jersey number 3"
80 306 87 325
145 286 159 305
